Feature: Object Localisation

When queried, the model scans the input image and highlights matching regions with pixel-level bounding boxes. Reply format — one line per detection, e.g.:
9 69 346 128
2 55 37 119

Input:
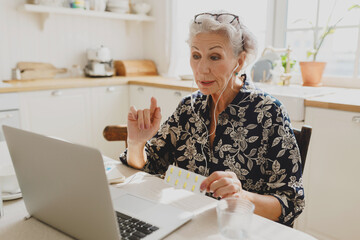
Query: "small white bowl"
108 7 129 13
132 2 151 15
107 0 129 8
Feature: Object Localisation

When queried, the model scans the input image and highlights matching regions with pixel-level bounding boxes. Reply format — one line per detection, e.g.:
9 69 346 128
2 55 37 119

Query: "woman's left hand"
200 171 243 198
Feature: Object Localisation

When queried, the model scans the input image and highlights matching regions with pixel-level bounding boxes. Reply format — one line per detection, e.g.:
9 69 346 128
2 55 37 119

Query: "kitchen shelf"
19 4 154 29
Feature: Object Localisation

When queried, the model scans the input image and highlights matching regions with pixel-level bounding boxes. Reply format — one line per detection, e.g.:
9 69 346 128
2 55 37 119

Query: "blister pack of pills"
164 165 206 195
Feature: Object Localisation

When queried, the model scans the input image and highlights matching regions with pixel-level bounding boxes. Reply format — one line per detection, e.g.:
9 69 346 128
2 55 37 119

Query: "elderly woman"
120 11 304 227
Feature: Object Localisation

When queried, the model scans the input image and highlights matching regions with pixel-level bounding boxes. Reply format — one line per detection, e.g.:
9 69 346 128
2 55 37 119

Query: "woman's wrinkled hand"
200 171 244 199
127 97 162 146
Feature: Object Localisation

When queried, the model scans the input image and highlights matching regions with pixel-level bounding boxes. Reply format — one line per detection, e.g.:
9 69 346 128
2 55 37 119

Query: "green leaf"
306 50 314 59
348 4 360 11
328 28 335 34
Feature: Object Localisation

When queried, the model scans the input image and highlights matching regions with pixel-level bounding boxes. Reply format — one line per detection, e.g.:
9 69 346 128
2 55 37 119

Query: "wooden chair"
293 125 312 173
103 125 312 172
103 124 129 147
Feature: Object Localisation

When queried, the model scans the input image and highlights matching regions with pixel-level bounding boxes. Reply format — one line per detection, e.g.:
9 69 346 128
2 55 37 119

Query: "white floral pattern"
120 78 305 227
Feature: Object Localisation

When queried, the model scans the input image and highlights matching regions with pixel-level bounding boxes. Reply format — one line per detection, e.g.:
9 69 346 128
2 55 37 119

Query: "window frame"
273 0 360 88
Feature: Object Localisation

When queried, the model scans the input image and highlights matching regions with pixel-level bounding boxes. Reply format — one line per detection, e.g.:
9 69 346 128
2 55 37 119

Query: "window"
168 0 360 88
283 0 360 87
168 0 271 77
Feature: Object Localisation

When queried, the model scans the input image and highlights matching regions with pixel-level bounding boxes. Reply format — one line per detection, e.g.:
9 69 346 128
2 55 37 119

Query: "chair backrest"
103 124 128 147
293 125 312 173
103 124 312 173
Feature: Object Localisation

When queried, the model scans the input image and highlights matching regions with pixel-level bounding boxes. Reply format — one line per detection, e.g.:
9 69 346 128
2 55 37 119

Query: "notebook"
2 125 193 240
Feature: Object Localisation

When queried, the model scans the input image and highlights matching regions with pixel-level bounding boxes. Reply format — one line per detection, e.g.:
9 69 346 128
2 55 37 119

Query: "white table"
0 164 317 240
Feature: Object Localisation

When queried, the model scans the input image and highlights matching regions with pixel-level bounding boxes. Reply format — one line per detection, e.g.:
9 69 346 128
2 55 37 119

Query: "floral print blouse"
119 78 305 227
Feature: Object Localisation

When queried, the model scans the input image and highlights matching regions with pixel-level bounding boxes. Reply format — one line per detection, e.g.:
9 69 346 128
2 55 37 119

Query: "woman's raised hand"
127 97 162 146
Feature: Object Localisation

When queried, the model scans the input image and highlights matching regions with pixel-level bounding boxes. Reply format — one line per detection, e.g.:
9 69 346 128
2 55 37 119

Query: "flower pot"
299 61 326 87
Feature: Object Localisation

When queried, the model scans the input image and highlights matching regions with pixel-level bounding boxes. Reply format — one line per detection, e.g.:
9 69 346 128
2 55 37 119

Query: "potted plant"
272 51 296 86
298 3 359 87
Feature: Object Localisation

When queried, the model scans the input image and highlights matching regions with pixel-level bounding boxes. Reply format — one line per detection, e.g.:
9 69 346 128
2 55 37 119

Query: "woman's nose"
197 59 210 74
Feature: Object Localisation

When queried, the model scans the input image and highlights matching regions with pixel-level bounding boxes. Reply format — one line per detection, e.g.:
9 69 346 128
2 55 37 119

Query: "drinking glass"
216 197 255 240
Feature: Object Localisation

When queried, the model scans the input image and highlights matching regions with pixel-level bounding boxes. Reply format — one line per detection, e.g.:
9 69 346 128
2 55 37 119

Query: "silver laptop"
3 125 192 240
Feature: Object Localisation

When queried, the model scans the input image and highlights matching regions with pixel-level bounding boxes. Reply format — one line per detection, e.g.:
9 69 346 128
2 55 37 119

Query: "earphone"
189 62 241 175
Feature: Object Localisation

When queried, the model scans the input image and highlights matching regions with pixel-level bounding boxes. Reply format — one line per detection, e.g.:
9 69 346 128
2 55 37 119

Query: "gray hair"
187 10 258 65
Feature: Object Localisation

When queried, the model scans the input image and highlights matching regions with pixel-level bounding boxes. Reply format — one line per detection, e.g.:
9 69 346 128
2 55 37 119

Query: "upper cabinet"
19 4 154 30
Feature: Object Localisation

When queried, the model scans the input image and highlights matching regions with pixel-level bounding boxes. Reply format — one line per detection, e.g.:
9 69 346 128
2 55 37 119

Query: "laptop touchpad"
113 194 156 214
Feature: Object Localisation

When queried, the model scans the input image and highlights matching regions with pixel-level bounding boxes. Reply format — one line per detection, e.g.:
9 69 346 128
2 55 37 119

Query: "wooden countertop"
305 89 360 113
0 76 196 93
1 76 359 112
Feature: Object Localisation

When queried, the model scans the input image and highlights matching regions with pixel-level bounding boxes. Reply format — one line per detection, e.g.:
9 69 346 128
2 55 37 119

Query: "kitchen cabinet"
295 107 360 240
129 85 192 124
18 84 192 160
19 86 130 160
91 85 128 159
153 87 192 123
129 85 155 111
20 88 92 146
0 93 21 142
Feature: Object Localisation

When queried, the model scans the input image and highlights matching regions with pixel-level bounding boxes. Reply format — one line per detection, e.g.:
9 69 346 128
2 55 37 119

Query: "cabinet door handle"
353 116 360 124
174 91 182 97
51 90 63 96
137 87 144 92
106 87 115 92
0 114 13 120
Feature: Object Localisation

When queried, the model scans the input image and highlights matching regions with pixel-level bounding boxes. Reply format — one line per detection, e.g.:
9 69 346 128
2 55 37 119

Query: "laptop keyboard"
116 211 159 240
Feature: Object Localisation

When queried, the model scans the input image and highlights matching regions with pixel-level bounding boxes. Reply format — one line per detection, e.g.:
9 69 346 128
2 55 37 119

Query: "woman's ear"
236 52 246 71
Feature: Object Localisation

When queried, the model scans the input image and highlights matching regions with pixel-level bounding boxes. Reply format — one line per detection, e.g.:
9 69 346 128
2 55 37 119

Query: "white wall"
0 0 147 80
142 0 169 75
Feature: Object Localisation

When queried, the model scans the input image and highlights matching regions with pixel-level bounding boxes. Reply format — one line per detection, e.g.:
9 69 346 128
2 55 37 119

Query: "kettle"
87 46 112 63
84 46 114 77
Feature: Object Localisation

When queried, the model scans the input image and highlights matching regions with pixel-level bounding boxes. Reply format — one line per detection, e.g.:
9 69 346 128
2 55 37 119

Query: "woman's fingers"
150 97 157 117
209 177 233 193
212 180 241 198
200 171 234 192
129 106 138 121
143 109 151 129
200 171 241 198
129 98 161 130
152 107 162 127
137 110 144 129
